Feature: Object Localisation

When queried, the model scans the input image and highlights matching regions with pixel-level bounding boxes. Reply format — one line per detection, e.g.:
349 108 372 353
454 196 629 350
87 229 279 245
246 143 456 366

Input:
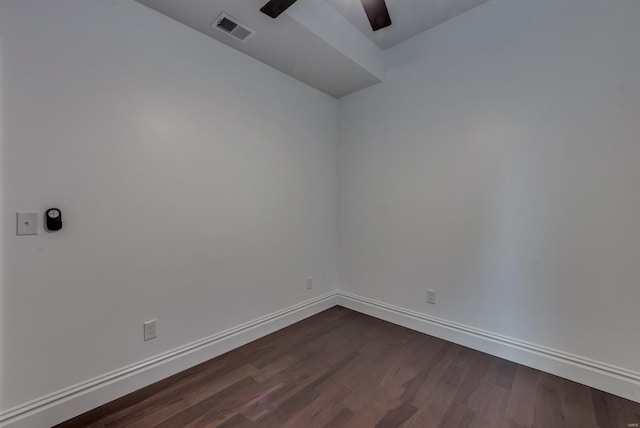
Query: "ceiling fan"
260 0 392 31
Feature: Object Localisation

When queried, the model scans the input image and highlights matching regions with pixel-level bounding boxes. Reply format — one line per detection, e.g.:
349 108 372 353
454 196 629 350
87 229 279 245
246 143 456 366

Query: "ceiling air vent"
212 13 255 43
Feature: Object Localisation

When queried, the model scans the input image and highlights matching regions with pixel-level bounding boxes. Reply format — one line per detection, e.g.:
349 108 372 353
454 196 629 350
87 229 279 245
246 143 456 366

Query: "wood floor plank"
505 365 538 426
404 381 458 428
321 408 354 428
151 377 256 428
250 354 297 383
623 398 640 425
251 311 357 369
216 413 256 428
376 335 434 389
403 344 464 408
400 342 451 405
438 402 475 428
441 363 465 388
280 386 351 428
374 402 418 428
252 385 319 427
533 379 565 428
500 417 530 428
496 360 518 390
317 353 383 395
591 388 637 428
340 383 399 421
561 379 598 428
56 307 640 428
239 383 298 422
241 357 330 421
451 353 493 408
467 382 510 428
117 398 189 428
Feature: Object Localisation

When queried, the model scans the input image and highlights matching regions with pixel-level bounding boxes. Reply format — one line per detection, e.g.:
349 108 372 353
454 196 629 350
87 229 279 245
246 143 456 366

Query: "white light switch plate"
17 212 38 235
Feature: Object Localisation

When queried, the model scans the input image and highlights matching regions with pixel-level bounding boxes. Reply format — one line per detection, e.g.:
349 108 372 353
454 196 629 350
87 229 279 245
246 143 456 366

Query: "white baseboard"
337 291 640 403
4 289 638 428
0 292 338 428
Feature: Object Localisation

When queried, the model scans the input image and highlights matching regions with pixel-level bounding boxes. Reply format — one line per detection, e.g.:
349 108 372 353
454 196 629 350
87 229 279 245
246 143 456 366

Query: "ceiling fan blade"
360 0 392 31
260 0 299 18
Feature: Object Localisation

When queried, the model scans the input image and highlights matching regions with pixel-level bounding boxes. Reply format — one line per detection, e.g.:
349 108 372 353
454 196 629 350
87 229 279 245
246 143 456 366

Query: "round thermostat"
45 208 63 232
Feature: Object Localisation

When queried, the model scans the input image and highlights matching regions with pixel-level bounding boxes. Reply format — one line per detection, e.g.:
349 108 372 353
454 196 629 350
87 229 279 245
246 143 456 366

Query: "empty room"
1 0 639 427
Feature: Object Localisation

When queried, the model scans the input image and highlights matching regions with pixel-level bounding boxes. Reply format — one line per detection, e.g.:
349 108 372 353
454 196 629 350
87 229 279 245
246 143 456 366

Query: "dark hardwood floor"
56 307 640 428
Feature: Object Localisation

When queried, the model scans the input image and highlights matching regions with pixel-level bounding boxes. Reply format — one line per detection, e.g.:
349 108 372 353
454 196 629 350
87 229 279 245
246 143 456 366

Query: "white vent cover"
212 13 255 43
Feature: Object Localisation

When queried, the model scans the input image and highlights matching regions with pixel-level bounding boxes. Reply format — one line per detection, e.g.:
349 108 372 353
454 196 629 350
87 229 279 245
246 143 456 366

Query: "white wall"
339 0 640 374
3 0 640 421
0 0 337 412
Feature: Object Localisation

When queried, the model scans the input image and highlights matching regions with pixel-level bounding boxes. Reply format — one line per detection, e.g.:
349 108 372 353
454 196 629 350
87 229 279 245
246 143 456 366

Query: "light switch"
17 212 38 236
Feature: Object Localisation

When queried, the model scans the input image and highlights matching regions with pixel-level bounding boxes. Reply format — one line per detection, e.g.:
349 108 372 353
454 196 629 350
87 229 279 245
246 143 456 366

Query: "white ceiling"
325 0 492 50
135 0 490 97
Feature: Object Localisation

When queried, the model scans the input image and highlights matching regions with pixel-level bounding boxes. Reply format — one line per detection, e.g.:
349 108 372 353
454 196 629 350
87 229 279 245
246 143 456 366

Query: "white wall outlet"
17 212 38 235
306 277 313 290
426 289 436 305
143 320 157 341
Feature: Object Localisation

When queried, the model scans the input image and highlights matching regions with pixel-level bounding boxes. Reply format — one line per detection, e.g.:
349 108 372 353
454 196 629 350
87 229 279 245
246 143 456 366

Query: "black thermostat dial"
45 208 62 232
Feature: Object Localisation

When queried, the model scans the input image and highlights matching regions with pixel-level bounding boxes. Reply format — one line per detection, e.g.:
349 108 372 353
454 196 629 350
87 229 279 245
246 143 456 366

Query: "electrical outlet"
306 277 313 290
144 320 157 341
426 289 436 305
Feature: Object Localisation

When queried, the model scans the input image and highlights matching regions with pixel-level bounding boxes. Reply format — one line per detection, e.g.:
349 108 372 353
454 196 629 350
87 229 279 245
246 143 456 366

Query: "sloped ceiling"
135 0 490 97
